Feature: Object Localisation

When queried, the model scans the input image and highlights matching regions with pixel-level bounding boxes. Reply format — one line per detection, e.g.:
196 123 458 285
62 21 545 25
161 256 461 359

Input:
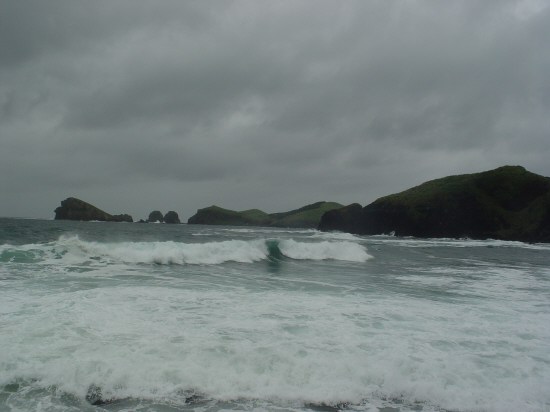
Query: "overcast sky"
1 0 549 220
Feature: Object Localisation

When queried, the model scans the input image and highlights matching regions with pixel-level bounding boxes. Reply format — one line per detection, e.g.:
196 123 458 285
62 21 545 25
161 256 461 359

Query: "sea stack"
147 210 164 223
163 211 181 224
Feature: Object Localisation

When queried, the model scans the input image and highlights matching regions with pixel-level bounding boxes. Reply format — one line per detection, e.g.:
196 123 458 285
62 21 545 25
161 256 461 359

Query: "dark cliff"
319 166 550 242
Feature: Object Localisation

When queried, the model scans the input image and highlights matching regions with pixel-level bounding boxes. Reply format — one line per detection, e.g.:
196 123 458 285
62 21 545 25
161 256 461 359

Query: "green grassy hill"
319 166 550 242
268 201 344 228
187 206 270 226
188 201 343 228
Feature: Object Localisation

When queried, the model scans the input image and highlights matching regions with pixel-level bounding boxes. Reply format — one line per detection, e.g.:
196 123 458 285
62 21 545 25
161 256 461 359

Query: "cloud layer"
1 0 549 219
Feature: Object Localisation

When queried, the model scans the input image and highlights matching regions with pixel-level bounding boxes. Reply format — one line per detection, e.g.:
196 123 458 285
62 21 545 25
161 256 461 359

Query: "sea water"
0 218 549 412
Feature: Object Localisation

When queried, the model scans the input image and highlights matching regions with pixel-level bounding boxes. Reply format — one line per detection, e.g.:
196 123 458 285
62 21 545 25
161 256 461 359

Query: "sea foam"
279 239 371 262
2 235 372 266
2 223 548 412
2 280 548 412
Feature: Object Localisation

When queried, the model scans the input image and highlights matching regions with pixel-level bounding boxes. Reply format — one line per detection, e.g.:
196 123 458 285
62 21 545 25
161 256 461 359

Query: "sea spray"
2 235 372 266
278 239 372 262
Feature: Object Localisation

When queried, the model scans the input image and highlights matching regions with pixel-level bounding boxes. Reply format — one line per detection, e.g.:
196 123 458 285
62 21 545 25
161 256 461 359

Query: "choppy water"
1 218 549 412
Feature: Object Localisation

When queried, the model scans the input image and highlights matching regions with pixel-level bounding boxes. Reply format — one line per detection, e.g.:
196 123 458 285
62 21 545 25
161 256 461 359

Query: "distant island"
319 166 550 242
54 198 181 224
188 201 343 228
54 197 133 222
138 210 181 224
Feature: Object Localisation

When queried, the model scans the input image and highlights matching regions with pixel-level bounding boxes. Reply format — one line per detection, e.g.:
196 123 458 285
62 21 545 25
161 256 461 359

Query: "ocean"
0 218 549 412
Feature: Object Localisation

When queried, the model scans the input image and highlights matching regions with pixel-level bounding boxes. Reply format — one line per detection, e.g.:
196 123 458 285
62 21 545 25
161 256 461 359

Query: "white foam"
221 227 318 236
1 283 549 412
279 239 372 262
2 225 550 411
312 231 363 241
369 236 550 250
2 236 372 266
57 235 269 265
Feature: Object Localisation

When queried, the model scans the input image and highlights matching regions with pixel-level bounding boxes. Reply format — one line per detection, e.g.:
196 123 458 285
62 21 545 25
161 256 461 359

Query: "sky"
1 0 549 220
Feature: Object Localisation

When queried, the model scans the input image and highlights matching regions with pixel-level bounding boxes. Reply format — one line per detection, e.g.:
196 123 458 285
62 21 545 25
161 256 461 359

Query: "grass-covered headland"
319 166 550 242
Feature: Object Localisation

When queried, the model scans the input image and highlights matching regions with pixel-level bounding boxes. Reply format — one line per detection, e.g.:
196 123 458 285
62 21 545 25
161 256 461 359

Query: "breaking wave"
0 235 372 266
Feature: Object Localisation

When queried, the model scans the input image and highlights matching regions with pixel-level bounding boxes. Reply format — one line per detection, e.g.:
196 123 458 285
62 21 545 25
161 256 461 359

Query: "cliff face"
317 203 364 233
319 166 550 242
188 202 343 228
54 198 133 222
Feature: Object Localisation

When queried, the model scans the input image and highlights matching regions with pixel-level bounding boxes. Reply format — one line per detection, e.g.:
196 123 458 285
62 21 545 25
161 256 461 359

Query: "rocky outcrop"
147 210 164 223
318 203 364 233
111 214 133 223
319 166 550 242
54 198 133 222
141 210 181 223
163 211 181 224
188 202 343 228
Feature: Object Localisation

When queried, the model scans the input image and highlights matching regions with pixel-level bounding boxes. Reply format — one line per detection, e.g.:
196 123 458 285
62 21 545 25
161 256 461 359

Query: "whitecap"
278 239 372 262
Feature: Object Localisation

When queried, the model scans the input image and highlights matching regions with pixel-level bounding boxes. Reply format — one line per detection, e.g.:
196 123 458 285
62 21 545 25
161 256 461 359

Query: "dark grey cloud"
1 0 549 219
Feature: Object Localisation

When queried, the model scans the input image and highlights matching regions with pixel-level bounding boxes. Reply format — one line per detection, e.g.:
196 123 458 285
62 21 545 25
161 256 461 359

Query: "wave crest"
3 236 371 266
278 239 371 262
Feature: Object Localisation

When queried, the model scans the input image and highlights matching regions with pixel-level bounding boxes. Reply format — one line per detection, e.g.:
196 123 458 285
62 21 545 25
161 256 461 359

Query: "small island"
142 210 181 224
319 166 550 242
54 199 185 224
54 197 133 222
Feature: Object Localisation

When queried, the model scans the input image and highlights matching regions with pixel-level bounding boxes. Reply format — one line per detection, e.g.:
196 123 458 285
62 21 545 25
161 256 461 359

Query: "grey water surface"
1 218 549 412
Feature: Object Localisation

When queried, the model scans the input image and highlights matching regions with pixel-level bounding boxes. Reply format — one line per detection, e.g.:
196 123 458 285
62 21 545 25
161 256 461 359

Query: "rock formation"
147 210 164 223
54 198 133 222
111 214 133 223
319 166 550 242
163 211 181 224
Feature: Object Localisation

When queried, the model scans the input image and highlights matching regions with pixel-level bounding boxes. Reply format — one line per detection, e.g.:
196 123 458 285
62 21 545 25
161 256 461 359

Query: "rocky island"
147 210 164 223
163 211 181 224
54 199 184 224
188 201 343 228
319 166 550 242
138 210 181 223
54 197 133 222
